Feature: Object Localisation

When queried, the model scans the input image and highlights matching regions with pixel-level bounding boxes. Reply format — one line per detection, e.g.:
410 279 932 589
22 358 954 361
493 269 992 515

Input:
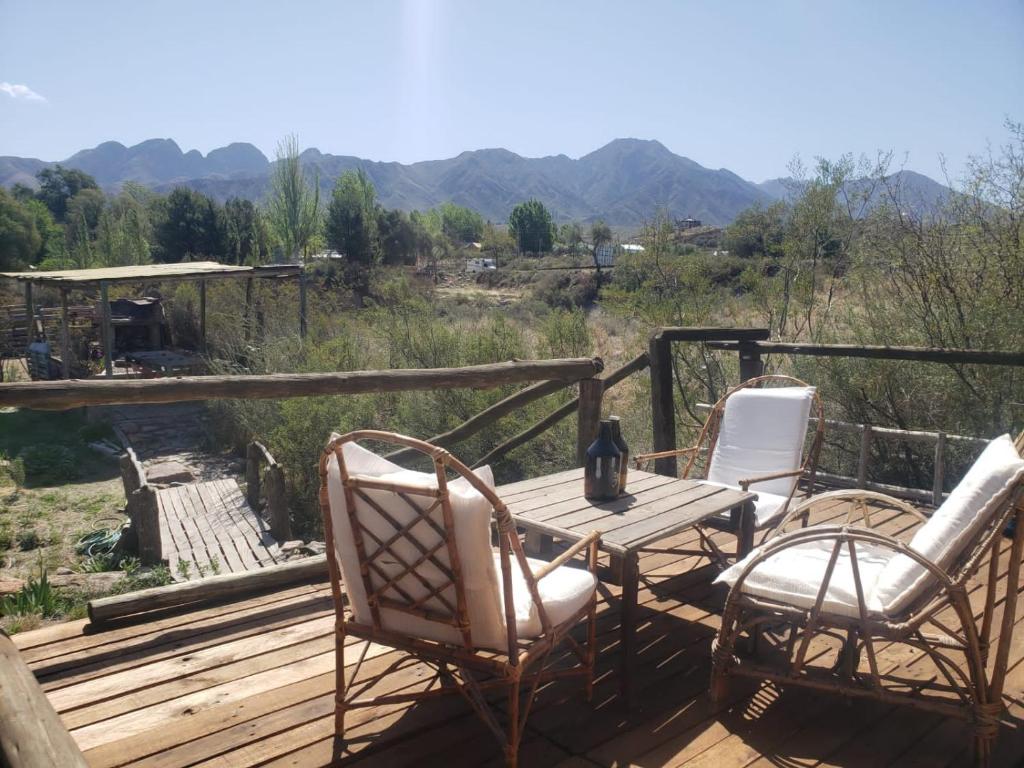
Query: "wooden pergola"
0 261 305 379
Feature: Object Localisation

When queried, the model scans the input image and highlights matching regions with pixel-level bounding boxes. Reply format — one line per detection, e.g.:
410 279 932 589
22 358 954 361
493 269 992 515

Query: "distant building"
677 217 702 230
620 243 645 253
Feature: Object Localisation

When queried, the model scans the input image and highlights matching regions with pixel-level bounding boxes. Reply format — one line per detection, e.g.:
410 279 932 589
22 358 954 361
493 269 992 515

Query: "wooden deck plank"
10 500 1024 768
208 478 281 563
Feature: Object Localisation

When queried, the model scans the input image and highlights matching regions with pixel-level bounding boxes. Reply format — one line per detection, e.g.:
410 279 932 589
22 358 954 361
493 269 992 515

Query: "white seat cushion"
873 434 1024 615
701 481 790 528
496 553 597 638
706 386 815 499
716 539 895 619
719 434 1024 620
325 438 508 651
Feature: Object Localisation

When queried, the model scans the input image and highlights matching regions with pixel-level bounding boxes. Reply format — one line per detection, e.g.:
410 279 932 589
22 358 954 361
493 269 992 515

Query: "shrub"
18 444 78 485
533 272 598 309
0 570 60 618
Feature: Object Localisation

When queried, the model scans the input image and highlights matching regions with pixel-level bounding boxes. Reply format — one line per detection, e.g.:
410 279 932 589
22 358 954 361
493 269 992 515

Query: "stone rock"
0 578 25 596
280 540 305 553
55 566 75 575
301 541 326 556
145 460 195 485
48 571 125 592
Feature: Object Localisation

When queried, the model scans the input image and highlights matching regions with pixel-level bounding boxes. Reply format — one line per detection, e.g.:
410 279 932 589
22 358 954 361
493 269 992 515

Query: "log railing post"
932 431 947 506
576 378 603 466
738 339 764 382
649 332 677 476
265 464 291 542
127 485 161 566
858 424 873 489
245 442 261 509
23 282 33 345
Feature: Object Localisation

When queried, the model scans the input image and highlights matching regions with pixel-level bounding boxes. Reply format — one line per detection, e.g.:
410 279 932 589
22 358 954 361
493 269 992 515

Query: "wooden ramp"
156 478 283 580
13 500 1024 767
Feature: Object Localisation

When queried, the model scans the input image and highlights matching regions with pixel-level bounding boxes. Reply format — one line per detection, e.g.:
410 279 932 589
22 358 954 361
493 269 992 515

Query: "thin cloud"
0 82 46 102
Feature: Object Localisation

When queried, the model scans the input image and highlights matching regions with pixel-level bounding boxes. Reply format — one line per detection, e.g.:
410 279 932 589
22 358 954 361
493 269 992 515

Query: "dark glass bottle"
608 415 630 494
585 419 621 500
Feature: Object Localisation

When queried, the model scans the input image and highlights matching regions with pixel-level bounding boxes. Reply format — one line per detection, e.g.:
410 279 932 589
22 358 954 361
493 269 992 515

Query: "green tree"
378 208 417 266
95 191 151 267
438 202 484 243
0 188 42 270
268 135 320 262
589 220 612 277
152 187 222 263
560 222 583 257
508 199 554 254
325 169 379 302
35 165 99 222
221 198 271 265
722 201 787 259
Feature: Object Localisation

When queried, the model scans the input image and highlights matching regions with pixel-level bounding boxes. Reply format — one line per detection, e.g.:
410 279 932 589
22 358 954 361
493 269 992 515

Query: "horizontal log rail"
705 340 1024 367
0 631 88 767
472 352 650 469
0 357 604 411
87 554 328 624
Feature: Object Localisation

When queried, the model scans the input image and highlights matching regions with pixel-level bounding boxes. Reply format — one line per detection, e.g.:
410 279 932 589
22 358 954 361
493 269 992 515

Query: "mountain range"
0 138 951 226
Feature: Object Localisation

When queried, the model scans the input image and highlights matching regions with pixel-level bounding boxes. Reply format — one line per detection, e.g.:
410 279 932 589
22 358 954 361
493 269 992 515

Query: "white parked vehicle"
466 258 497 273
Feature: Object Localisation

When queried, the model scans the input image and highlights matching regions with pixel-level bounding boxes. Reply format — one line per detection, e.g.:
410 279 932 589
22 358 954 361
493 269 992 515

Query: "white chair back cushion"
325 439 508 651
706 386 815 497
873 434 1024 615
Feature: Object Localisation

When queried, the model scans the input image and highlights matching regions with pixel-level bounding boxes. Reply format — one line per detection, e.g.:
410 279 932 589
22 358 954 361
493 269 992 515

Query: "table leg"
737 500 756 559
619 551 640 707
524 531 553 557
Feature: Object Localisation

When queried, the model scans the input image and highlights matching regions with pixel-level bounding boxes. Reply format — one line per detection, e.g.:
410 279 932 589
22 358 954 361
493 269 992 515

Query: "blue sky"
1 0 1021 182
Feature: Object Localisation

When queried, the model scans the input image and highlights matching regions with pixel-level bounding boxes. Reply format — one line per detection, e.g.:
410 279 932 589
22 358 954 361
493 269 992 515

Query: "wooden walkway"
14 501 1024 767
156 479 283 579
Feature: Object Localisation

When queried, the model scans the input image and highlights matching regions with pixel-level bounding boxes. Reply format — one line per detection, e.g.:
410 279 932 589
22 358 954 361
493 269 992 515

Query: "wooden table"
496 467 756 705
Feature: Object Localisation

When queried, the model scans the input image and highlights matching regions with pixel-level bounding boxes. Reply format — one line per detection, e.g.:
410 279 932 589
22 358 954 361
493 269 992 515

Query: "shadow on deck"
13 502 1024 768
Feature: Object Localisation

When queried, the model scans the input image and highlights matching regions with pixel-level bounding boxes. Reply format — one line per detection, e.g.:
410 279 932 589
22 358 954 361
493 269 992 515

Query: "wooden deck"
14 501 1024 767
157 479 283 579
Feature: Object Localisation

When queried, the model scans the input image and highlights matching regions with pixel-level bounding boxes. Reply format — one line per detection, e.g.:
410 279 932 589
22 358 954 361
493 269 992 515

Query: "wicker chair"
711 432 1024 767
318 430 601 767
635 375 824 563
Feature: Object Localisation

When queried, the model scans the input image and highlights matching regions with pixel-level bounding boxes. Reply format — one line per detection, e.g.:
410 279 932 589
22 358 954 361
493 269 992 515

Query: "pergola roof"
0 261 302 288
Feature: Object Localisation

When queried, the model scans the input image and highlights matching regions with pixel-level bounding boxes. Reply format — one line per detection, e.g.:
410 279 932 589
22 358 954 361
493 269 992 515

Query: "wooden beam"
265 464 291 541
470 353 649 469
385 376 579 463
87 554 328 624
649 334 676 476
100 281 114 377
0 357 604 411
0 631 89 768
933 431 947 507
59 288 70 379
199 279 207 353
576 378 603 465
706 340 1024 367
657 327 770 343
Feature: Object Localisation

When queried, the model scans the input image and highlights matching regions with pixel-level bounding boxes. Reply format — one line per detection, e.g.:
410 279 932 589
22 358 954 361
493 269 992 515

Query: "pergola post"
298 269 307 339
100 282 114 377
60 289 71 379
244 277 254 343
23 282 33 345
199 280 207 353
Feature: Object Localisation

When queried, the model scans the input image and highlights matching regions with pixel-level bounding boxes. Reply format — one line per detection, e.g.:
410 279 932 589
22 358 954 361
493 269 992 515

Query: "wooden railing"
246 441 290 542
0 631 88 767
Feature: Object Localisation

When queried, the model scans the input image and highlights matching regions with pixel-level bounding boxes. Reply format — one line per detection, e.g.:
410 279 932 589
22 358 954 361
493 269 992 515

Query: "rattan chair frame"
635 374 825 563
710 433 1024 767
319 430 601 767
